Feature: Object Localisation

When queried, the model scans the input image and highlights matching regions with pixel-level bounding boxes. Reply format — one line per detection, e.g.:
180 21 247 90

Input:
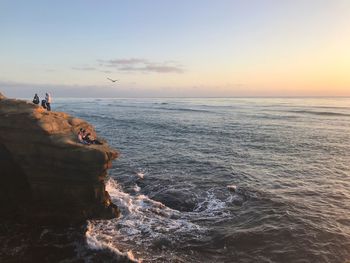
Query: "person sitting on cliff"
32 93 39 105
82 129 103 145
78 128 90 145
41 99 47 109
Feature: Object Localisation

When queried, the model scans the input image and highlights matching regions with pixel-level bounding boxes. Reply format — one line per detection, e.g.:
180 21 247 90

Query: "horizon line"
16 95 350 99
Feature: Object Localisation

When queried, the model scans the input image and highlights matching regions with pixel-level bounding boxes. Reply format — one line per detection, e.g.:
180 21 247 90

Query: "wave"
153 102 169 105
317 106 350 110
85 179 244 261
154 107 212 113
289 110 350 117
86 223 139 262
86 178 205 262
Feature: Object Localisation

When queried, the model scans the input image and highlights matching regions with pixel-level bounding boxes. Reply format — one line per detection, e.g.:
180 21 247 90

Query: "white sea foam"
195 192 225 211
193 190 233 218
86 178 205 261
86 222 140 262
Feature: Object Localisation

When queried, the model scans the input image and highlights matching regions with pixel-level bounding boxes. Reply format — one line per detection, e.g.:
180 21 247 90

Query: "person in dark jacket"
32 94 39 104
41 99 47 109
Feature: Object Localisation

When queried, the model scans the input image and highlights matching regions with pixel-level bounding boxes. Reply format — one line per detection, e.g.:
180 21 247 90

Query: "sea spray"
86 178 205 261
86 221 140 262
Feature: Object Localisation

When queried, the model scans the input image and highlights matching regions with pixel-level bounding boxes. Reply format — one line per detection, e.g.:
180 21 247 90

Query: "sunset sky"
1 0 349 97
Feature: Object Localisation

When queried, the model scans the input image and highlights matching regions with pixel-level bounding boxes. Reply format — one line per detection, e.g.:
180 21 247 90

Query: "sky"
0 0 350 97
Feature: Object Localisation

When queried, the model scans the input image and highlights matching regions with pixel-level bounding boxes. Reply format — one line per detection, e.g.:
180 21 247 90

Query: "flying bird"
107 77 118 83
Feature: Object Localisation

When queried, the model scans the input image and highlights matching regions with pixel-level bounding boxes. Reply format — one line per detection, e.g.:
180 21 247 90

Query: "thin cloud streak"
98 58 148 65
98 58 185 73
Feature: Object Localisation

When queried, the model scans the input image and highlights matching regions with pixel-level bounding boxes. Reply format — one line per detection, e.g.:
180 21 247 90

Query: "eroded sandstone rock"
0 92 119 224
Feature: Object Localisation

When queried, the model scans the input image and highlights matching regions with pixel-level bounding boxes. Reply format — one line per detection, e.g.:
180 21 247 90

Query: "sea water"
54 98 350 262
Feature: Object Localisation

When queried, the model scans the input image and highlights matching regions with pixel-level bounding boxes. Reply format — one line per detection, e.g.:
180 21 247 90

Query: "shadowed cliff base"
0 223 136 263
0 91 119 224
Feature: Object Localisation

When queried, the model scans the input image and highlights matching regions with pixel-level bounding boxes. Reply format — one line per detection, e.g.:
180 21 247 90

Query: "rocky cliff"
0 92 119 224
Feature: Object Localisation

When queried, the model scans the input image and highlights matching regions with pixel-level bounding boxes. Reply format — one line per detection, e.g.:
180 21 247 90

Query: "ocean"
4 97 350 263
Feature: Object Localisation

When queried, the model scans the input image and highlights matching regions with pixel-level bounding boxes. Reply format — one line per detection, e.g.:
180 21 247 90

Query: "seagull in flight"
107 77 118 83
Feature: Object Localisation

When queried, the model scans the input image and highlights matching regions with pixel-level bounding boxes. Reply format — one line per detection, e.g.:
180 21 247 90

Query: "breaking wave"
86 178 207 262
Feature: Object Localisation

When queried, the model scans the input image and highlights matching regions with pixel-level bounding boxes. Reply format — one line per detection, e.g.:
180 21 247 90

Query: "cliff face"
0 92 119 224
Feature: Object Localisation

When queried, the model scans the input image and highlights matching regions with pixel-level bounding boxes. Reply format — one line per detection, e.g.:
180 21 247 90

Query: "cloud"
98 58 147 65
71 58 185 74
98 58 184 74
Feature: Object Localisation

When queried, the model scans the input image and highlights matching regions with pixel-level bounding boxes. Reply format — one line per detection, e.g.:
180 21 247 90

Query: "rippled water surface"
55 98 350 262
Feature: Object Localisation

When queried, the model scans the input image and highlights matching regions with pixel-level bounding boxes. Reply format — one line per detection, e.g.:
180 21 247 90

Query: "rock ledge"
0 92 119 224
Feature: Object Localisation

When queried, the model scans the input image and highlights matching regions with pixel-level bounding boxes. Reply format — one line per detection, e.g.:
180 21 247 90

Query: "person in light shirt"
45 93 52 111
78 128 90 145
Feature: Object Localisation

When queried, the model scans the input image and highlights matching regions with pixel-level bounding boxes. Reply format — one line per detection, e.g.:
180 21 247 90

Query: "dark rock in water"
0 92 120 224
227 184 237 192
232 195 244 206
152 189 197 212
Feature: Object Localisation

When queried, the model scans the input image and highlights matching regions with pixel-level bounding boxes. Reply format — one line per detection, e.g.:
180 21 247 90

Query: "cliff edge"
0 92 119 224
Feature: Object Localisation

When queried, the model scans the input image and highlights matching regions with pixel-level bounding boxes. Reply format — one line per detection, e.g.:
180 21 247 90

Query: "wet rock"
232 195 244 206
227 184 237 192
0 92 120 224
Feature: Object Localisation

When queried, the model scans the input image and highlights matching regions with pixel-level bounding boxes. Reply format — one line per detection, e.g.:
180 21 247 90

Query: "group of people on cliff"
33 93 52 111
32 93 103 146
78 128 102 145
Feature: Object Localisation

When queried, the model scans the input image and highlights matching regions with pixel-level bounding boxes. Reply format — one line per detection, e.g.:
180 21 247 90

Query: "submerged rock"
152 189 197 212
0 92 119 224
